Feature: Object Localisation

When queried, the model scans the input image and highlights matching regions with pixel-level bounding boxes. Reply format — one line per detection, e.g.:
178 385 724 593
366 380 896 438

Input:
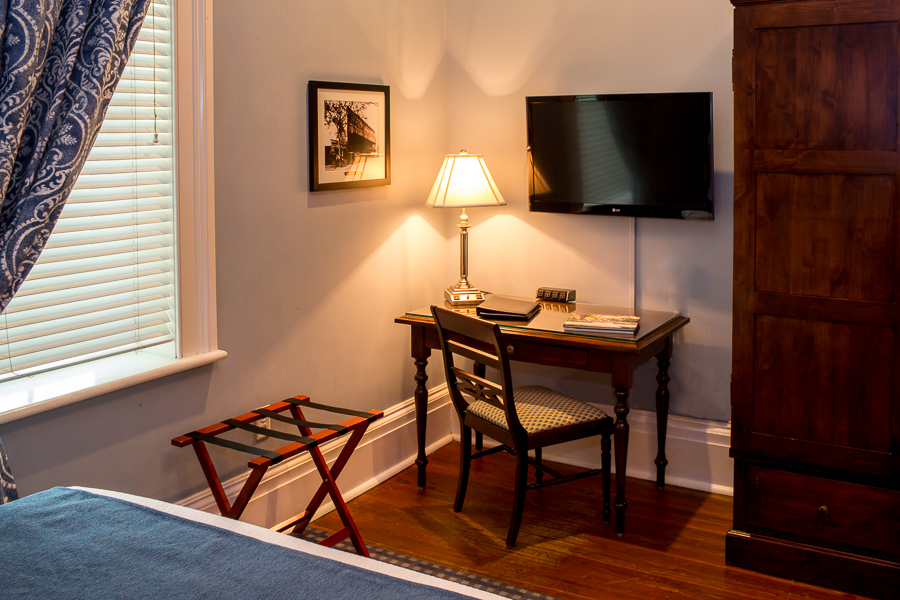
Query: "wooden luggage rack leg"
172 395 383 557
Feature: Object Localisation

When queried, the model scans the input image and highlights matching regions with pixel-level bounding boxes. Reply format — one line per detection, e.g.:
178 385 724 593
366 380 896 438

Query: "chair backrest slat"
446 339 502 372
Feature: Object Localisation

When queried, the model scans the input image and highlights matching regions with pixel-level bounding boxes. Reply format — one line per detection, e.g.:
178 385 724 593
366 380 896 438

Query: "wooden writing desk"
395 300 690 534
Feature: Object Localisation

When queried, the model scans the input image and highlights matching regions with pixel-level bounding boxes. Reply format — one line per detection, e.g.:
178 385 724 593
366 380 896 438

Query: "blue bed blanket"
0 487 481 600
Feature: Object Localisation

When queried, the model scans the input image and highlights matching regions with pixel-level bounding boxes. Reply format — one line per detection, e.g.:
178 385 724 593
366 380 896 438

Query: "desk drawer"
504 340 589 369
745 466 900 557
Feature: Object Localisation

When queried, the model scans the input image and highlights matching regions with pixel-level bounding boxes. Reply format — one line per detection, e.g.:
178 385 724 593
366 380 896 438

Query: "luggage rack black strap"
254 408 348 433
286 399 377 422
222 419 319 449
187 431 283 464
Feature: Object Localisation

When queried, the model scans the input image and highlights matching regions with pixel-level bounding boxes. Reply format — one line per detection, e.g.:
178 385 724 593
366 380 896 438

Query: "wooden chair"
431 305 614 548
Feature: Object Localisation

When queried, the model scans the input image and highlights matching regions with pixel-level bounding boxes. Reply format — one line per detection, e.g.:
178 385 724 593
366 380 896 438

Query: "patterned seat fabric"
466 385 609 434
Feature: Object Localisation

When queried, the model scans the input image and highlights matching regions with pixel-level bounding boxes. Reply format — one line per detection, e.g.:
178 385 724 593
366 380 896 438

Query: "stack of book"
563 313 640 336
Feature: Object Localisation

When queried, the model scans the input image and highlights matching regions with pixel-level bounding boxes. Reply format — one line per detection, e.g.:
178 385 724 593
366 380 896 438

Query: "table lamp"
426 151 506 305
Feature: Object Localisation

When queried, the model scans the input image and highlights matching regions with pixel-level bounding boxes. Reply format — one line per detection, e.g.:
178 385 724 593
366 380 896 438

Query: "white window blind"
0 1 176 381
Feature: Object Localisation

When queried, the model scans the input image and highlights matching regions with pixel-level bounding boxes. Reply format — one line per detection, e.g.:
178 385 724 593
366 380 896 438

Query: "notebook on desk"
475 295 540 321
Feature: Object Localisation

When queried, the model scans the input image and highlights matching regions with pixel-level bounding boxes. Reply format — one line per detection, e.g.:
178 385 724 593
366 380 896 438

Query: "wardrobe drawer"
745 466 900 557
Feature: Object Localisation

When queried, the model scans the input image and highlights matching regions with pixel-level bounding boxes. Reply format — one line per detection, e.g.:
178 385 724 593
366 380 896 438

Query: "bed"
0 486 505 599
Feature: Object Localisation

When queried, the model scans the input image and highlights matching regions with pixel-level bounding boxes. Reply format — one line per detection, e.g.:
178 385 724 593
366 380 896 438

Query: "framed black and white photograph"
308 81 391 192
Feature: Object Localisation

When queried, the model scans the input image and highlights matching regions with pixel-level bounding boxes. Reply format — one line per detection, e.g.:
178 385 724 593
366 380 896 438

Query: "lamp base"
444 285 485 306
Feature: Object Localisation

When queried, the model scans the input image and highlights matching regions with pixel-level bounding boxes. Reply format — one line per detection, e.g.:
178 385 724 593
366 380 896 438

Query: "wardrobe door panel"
754 173 896 302
755 21 898 151
753 315 893 454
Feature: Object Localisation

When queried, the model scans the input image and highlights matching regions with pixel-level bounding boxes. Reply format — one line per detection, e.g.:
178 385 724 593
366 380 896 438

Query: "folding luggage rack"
172 394 383 556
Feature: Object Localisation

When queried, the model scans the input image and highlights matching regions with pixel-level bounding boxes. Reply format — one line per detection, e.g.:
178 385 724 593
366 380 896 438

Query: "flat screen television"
526 92 713 220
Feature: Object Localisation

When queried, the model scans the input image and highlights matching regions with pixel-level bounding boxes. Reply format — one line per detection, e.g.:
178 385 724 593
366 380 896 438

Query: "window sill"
0 347 227 425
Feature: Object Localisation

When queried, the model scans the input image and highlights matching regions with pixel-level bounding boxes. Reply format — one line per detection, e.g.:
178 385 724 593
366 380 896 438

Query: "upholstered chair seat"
467 385 608 434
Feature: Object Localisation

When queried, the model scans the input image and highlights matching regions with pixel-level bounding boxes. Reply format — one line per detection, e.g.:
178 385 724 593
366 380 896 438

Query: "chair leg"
601 431 612 523
534 448 543 485
507 449 529 549
454 425 472 513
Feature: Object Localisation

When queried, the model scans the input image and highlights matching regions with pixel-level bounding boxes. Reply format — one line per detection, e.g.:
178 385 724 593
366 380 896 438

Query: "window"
0 1 176 380
0 0 222 423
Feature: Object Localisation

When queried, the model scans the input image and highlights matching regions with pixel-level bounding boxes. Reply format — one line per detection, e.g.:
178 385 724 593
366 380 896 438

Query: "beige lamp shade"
426 151 506 208
425 151 504 306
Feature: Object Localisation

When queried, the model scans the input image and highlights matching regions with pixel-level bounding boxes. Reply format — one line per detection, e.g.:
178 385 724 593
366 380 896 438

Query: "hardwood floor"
312 442 875 600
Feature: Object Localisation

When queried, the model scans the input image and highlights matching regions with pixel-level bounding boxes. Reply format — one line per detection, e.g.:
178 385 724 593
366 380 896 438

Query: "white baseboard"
176 386 732 529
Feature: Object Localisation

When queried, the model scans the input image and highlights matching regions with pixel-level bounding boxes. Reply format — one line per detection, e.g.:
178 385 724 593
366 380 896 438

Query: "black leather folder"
475 295 541 321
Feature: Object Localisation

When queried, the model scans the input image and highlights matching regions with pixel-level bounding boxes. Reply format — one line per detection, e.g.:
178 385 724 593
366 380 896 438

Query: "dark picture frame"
308 81 391 191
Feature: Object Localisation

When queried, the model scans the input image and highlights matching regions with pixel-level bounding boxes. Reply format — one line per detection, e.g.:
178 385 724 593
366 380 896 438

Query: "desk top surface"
397 296 688 346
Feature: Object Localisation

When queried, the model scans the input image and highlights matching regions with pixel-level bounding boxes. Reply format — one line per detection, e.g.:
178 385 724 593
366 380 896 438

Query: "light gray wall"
444 0 734 421
0 0 450 502
0 0 735 503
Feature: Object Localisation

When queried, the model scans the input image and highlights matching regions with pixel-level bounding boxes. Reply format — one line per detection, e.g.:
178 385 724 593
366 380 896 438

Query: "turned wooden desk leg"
654 343 672 489
601 435 612 523
613 387 630 536
473 362 485 451
414 356 430 488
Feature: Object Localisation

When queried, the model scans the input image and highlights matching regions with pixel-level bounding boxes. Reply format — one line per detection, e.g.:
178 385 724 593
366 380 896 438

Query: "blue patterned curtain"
0 438 16 503
0 0 151 313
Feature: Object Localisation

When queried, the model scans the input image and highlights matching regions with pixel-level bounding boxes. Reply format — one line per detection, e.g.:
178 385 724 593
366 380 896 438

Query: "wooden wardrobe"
728 1 900 597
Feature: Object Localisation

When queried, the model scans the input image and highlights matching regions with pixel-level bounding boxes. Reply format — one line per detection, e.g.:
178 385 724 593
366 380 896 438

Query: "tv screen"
526 92 713 220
